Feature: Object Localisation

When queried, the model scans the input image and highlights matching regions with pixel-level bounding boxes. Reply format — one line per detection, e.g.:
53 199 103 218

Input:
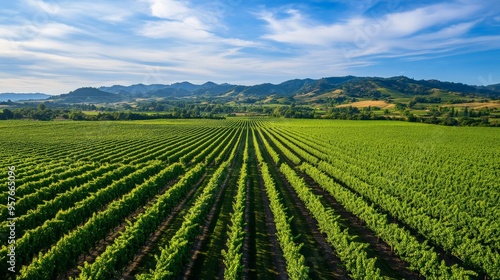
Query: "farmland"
0 118 499 279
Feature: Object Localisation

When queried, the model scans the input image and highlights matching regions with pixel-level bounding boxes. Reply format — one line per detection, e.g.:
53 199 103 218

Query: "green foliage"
254 131 310 280
222 130 249 280
0 118 497 279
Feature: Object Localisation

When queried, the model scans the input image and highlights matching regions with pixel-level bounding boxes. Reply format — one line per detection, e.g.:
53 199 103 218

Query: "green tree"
3 109 13 119
37 103 47 111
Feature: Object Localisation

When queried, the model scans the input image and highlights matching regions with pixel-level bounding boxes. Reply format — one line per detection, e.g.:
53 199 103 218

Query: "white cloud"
140 20 212 40
412 21 478 41
149 0 191 19
258 1 499 62
24 0 138 24
382 2 480 37
260 10 364 46
0 27 18 39
139 0 215 41
1 0 498 93
36 22 85 38
260 2 482 46
25 0 61 15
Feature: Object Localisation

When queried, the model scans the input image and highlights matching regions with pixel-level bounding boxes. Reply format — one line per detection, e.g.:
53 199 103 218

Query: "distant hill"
11 76 499 105
50 87 122 103
484 83 500 92
99 81 240 98
98 84 169 96
0 93 50 102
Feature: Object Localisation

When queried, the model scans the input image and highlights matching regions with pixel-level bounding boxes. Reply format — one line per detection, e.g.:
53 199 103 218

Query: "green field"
0 118 498 279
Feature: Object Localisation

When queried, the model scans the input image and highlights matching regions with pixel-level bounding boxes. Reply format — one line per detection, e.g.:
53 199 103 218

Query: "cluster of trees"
341 81 386 98
398 110 493 126
412 96 442 103
134 101 274 115
0 104 225 121
323 106 385 120
325 95 358 105
425 106 491 118
271 105 316 118
1 101 497 127
447 98 488 104
0 104 57 120
399 106 496 126
78 112 224 121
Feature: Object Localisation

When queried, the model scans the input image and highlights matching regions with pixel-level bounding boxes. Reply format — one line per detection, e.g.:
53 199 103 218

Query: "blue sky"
1 0 499 94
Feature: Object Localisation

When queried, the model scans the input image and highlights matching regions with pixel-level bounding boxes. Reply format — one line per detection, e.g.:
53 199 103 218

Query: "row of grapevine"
13 163 120 217
62 138 140 163
0 160 76 202
0 164 136 238
15 160 74 185
182 128 231 164
168 128 229 164
221 129 249 280
214 128 243 165
273 125 500 278
0 162 105 220
126 127 210 164
76 162 206 280
256 132 310 279
265 128 318 165
17 162 184 280
0 162 163 276
266 125 476 278
104 131 195 163
102 138 172 164
277 162 382 279
136 160 232 279
75 124 241 279
299 162 476 279
259 128 301 165
3 161 98 200
89 138 154 163
255 128 280 164
136 127 242 279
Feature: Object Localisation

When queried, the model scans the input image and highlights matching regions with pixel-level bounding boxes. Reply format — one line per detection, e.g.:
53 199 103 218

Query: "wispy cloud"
0 0 498 93
257 0 500 71
259 2 485 46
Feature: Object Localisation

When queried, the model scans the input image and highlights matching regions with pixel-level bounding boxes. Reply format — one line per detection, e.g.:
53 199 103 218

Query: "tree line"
0 102 497 127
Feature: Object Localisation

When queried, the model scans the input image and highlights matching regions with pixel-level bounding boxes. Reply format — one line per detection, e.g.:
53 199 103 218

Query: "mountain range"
3 76 500 104
0 93 51 102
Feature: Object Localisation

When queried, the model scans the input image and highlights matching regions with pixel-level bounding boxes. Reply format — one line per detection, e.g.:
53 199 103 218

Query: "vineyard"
0 118 498 279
